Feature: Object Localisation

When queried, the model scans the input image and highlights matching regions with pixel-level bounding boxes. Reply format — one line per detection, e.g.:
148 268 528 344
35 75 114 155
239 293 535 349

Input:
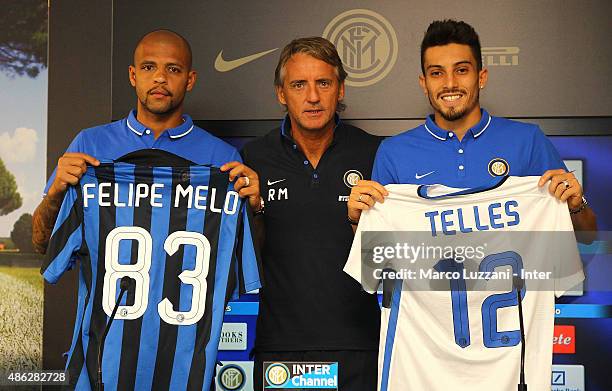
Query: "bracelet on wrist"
569 196 588 215
347 216 359 225
253 198 265 216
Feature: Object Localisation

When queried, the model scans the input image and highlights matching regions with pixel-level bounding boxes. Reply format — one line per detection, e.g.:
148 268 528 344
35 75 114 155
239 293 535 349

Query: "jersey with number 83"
42 151 261 391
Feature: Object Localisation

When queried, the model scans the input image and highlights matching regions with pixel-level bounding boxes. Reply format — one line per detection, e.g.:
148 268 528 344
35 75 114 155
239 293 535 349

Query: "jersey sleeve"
554 251 585 298
551 204 585 298
211 144 243 168
372 141 398 185
344 210 380 294
525 126 568 175
229 148 242 164
40 185 84 283
43 132 85 196
229 201 262 300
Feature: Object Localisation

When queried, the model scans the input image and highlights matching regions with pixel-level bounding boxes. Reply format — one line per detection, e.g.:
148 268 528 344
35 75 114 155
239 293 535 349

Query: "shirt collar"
280 114 343 141
126 109 194 139
424 109 492 141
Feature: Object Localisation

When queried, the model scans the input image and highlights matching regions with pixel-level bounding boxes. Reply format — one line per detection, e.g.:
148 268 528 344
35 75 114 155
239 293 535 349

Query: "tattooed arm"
32 153 99 254
32 194 64 254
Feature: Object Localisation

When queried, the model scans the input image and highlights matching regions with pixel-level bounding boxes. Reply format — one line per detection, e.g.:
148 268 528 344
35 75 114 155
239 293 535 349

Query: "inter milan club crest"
264 362 338 389
219 365 246 391
343 170 363 188
488 158 509 177
323 9 398 87
265 363 290 387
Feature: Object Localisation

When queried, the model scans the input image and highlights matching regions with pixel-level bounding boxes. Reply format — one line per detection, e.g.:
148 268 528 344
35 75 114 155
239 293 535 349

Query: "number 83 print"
102 226 211 326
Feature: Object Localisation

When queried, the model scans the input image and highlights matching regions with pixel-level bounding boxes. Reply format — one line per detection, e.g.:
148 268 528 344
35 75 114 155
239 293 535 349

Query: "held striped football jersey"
344 176 584 391
41 151 261 391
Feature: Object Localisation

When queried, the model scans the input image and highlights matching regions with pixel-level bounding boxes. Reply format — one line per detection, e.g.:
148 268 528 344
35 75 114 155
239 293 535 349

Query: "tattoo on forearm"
32 195 63 254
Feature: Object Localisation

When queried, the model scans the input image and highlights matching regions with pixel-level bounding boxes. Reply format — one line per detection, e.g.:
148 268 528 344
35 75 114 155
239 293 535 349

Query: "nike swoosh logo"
267 179 286 186
214 48 278 72
415 171 435 179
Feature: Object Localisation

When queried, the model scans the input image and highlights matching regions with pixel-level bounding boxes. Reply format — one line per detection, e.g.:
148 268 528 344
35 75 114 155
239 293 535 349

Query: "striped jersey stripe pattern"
42 151 261 390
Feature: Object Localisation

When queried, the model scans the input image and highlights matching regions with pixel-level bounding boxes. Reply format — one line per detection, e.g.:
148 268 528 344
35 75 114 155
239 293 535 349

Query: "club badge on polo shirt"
338 170 363 202
266 178 289 202
488 158 509 177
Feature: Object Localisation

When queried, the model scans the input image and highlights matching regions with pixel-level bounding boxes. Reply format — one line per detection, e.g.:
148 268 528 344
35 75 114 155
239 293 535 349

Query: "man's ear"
478 68 489 89
128 65 136 87
418 74 428 96
338 81 345 101
276 86 287 106
186 70 197 92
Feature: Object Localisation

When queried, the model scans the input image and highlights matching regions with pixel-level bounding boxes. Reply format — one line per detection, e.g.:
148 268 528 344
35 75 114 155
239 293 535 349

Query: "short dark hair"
274 37 347 112
420 20 482 74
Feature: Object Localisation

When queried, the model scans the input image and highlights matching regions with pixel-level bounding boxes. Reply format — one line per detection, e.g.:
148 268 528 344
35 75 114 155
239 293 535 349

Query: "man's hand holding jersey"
221 161 263 213
47 153 100 199
33 152 100 254
347 180 388 226
538 169 596 237
538 169 584 208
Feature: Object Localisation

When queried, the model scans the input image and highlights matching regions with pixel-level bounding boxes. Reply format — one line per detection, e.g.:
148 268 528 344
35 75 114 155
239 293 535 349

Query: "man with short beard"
348 19 596 233
345 19 596 391
33 28 263 390
33 29 262 253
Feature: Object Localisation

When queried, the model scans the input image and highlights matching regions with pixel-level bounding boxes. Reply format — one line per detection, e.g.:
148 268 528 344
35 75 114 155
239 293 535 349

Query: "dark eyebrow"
426 60 473 70
453 61 473 67
139 61 184 68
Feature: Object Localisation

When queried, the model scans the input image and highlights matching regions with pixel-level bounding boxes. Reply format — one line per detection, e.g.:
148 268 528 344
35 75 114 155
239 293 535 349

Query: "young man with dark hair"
419 19 482 74
240 37 381 390
345 18 596 391
348 19 596 232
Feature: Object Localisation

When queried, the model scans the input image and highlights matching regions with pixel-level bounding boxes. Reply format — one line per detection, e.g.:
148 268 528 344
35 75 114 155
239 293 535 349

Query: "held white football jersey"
344 176 584 391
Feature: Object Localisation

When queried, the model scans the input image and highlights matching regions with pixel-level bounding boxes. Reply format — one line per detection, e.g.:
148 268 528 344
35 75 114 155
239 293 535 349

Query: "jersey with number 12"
42 154 261 391
344 176 584 391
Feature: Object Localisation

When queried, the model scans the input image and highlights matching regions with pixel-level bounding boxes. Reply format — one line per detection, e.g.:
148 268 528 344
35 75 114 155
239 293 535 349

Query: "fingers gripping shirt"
41 152 261 391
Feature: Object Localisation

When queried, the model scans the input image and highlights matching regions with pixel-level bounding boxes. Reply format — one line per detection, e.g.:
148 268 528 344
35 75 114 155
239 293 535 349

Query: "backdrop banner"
112 1 612 120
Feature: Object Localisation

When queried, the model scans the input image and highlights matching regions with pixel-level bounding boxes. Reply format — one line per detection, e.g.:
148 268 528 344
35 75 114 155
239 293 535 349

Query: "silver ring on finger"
358 194 363 202
562 180 570 189
244 176 250 187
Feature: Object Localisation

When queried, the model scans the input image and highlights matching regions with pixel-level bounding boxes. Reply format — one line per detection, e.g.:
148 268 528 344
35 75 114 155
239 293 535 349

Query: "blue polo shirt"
44 110 240 194
372 109 566 187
